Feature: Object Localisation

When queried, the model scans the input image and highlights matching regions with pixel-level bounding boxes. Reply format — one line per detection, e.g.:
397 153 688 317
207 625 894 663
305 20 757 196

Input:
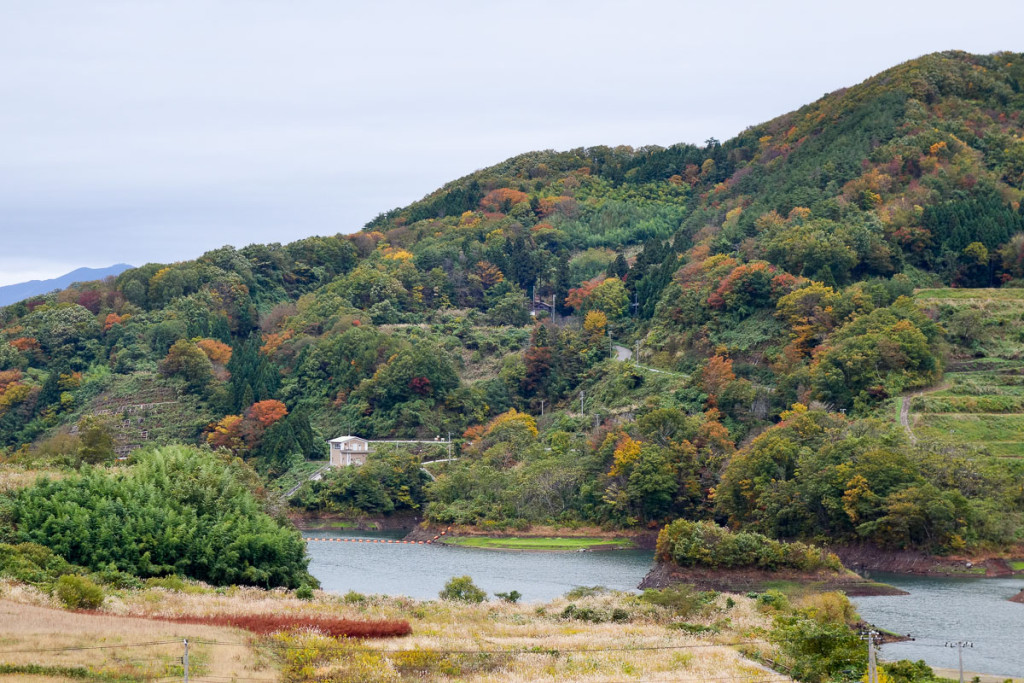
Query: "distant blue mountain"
0 264 134 307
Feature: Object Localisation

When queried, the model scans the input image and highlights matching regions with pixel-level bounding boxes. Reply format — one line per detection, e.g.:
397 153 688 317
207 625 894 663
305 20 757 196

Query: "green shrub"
439 575 486 603
656 520 843 572
667 622 719 634
0 542 76 585
755 590 790 612
296 584 314 600
638 584 715 618
145 575 187 592
560 603 633 623
882 659 941 682
494 590 521 603
564 585 607 599
13 446 315 588
54 575 104 610
770 611 864 682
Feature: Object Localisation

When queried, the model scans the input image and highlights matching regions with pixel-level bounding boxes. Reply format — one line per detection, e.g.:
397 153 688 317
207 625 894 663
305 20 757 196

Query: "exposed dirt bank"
1010 589 1024 605
429 524 660 550
830 544 1023 578
289 511 423 532
638 562 907 596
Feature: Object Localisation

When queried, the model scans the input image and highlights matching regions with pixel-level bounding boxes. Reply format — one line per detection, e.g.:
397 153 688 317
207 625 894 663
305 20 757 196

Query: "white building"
327 435 371 467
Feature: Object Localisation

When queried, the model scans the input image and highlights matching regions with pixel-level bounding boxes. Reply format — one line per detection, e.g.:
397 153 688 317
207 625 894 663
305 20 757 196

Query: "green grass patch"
0 663 144 682
914 413 1024 443
444 536 634 551
1008 561 1024 571
916 287 1024 301
328 521 358 529
268 460 329 495
914 395 1024 413
939 565 987 575
980 442 1024 458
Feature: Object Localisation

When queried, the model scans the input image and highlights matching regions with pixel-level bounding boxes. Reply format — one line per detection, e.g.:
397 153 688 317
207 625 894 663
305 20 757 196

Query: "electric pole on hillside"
946 641 973 683
182 638 190 683
861 630 879 683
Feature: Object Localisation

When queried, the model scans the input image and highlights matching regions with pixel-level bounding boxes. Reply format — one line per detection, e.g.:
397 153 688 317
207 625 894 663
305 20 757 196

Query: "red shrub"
157 614 411 638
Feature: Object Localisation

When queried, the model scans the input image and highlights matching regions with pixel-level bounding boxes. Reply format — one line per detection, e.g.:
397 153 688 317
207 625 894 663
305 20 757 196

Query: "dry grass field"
0 579 792 682
0 468 66 494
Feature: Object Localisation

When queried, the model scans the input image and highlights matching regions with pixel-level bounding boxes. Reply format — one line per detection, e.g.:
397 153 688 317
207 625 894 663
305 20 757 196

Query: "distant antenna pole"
946 641 973 683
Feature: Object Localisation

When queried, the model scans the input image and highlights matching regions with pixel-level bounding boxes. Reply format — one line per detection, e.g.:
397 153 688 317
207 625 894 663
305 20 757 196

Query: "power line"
0 635 772 656
0 639 181 654
192 637 768 654
169 674 789 683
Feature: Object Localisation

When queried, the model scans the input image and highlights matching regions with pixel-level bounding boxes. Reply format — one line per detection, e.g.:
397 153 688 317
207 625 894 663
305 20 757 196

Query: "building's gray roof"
327 435 367 443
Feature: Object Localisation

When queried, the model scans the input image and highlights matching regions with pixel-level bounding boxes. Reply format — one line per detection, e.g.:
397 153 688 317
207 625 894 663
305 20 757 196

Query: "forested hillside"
3 50 1024 571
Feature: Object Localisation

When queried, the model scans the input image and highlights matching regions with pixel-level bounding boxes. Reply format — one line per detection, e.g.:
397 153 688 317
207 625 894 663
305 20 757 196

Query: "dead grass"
0 594 276 682
154 612 411 637
0 581 790 682
0 466 66 494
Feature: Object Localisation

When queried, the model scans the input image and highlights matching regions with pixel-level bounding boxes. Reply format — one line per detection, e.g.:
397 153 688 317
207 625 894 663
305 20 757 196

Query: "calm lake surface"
305 533 1024 678
852 572 1024 678
302 530 654 602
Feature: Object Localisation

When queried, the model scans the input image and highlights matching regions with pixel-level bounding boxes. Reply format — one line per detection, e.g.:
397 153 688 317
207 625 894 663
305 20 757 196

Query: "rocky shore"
638 561 907 596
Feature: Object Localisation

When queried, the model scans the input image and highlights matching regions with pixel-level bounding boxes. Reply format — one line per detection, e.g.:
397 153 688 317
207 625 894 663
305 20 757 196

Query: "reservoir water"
852 572 1024 678
302 530 654 602
304 533 1024 678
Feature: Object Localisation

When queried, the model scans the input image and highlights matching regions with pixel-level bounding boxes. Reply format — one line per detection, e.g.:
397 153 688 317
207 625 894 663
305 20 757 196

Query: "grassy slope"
912 288 1024 458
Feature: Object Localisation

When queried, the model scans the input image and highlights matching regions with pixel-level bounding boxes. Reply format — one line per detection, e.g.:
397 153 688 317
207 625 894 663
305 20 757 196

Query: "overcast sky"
0 1 1022 286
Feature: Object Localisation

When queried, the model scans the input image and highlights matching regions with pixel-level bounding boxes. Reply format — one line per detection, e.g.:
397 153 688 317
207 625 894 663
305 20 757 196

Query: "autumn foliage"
196 338 232 365
700 355 736 400
207 400 288 454
479 188 528 213
246 399 288 428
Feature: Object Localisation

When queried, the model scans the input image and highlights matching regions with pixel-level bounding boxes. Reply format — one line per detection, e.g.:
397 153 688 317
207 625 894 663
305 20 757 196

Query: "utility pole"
946 641 973 683
861 630 878 683
539 399 547 416
183 638 189 683
579 391 585 416
634 339 640 365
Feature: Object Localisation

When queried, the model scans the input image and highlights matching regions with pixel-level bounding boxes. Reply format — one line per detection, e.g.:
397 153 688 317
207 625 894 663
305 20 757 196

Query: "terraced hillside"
68 372 215 457
912 289 1024 458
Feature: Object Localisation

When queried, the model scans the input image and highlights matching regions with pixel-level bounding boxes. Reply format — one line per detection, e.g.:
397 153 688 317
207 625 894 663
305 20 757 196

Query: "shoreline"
638 561 907 597
290 513 1022 580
